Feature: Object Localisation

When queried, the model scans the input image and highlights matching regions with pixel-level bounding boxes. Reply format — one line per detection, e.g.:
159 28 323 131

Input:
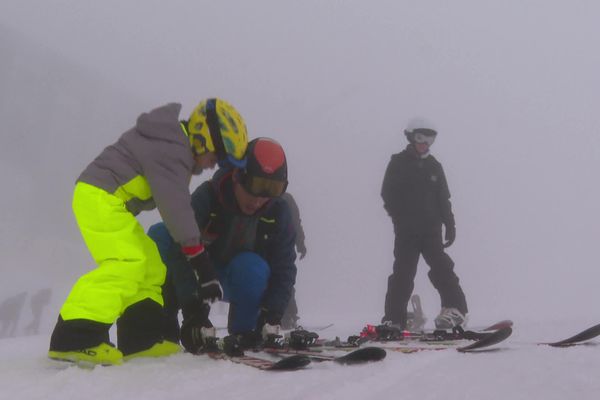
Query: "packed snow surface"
1 318 598 400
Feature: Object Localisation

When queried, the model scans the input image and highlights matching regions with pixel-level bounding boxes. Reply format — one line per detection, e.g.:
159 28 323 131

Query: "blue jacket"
191 169 297 320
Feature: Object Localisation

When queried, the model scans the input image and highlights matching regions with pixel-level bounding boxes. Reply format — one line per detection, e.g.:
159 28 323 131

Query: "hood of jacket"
135 102 187 145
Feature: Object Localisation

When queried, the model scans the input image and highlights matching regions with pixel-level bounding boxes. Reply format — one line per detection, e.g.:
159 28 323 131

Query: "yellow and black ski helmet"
187 98 248 167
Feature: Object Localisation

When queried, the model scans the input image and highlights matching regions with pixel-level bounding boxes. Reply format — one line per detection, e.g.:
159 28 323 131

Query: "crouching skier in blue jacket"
148 137 296 355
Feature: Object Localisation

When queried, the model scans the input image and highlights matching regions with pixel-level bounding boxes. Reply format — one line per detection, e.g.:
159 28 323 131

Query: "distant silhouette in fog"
0 292 27 338
24 288 52 335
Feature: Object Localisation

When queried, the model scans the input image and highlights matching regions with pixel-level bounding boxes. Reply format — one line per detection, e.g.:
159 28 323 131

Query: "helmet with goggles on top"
238 138 288 198
404 128 438 145
404 119 438 155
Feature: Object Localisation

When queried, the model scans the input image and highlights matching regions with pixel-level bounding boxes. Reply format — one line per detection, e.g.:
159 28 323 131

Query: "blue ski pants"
147 222 270 334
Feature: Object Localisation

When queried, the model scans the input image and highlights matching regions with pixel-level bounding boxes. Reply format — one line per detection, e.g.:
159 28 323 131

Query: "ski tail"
206 351 310 371
266 354 311 370
263 346 387 365
333 347 387 364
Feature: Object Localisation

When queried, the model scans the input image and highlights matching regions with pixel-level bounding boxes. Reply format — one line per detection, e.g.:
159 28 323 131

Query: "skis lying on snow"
199 347 385 371
382 327 513 353
218 323 335 333
193 320 600 370
309 319 514 354
539 322 600 347
355 319 512 343
455 326 513 352
196 329 386 370
262 346 387 364
194 336 311 371
360 326 513 353
205 351 310 371
296 323 335 332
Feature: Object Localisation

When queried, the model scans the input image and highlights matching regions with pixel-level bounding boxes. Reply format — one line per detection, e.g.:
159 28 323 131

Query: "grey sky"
2 1 600 330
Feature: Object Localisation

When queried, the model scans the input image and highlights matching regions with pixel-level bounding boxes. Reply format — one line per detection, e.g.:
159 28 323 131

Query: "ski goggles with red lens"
241 174 287 198
412 128 437 145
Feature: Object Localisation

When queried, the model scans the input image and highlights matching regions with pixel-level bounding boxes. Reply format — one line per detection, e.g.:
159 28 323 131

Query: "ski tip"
544 322 600 347
314 323 335 332
290 323 334 332
267 354 311 371
481 320 514 331
457 327 513 353
335 347 387 364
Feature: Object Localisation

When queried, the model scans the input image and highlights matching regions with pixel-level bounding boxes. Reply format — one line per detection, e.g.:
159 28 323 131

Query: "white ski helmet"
404 118 438 144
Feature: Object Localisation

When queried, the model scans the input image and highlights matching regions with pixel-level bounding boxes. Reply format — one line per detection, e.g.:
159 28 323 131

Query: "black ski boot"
288 328 319 349
222 335 245 357
180 301 216 354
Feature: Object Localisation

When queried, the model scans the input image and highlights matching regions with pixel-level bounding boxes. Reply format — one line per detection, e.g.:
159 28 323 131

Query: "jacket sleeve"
381 154 403 217
283 193 306 250
261 201 297 321
191 181 216 235
437 165 455 227
142 142 200 247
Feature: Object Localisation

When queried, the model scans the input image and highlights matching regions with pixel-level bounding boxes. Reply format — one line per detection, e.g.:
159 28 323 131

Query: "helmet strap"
205 98 227 161
181 120 200 156
180 120 190 136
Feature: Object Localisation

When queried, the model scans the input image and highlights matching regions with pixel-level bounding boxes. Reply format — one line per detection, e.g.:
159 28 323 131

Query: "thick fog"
2 1 600 336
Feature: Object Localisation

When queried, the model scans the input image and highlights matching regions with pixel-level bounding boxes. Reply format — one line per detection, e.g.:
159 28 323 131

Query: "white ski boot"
434 308 467 329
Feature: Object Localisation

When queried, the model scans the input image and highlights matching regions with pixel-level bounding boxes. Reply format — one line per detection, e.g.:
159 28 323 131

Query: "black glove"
183 245 223 303
180 301 215 353
444 224 456 248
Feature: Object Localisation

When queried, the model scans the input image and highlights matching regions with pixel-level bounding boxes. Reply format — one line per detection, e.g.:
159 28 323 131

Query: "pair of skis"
197 338 387 371
319 319 515 353
204 351 311 371
384 325 513 353
261 346 386 364
332 320 600 353
196 320 600 370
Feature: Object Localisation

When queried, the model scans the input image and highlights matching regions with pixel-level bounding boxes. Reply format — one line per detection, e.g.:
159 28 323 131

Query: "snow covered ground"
1 318 598 400
2 2 600 400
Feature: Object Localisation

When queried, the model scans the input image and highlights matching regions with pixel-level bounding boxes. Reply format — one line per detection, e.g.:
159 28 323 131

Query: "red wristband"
181 243 205 257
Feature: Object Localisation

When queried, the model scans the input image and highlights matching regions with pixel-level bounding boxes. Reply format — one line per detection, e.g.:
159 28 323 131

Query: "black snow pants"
383 225 467 328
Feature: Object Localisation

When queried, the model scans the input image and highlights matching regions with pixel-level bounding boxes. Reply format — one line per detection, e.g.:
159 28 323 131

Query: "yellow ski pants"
60 182 166 323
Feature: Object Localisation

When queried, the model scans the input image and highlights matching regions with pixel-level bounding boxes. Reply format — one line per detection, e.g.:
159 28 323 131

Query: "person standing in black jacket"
381 124 468 330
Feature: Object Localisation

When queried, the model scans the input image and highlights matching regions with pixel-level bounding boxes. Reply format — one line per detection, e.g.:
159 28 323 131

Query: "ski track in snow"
1 319 599 400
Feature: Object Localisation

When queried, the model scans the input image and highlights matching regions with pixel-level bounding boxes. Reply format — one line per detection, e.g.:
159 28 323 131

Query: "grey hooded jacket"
77 103 200 246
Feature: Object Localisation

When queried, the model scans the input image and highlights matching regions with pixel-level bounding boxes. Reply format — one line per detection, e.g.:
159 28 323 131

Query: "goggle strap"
412 128 437 137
